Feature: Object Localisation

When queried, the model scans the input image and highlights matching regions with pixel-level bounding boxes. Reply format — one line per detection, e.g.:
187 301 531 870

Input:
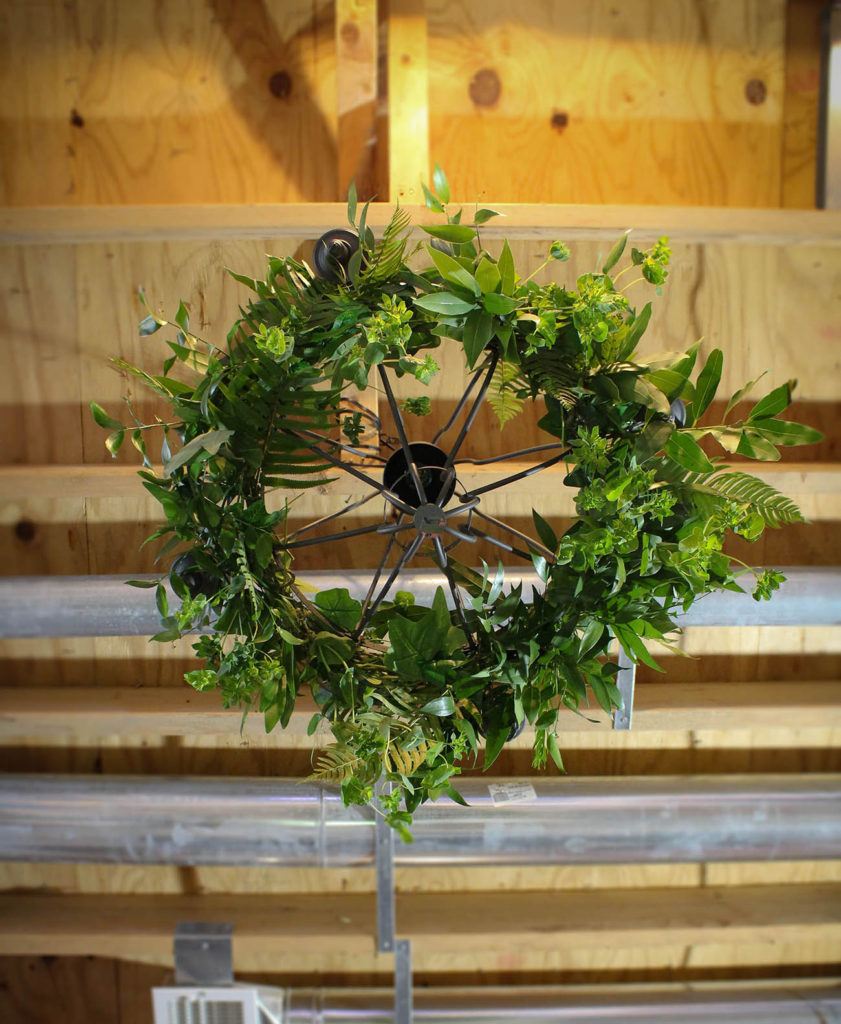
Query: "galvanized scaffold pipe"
1 774 839 867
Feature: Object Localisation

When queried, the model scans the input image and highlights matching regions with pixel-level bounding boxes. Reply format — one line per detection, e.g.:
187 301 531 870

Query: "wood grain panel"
426 0 786 206
0 0 337 206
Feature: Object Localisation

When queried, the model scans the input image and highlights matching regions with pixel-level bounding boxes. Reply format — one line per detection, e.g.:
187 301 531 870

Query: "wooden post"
386 0 430 203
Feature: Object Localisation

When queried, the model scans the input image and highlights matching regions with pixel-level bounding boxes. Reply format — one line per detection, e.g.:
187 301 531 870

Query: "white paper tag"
488 781 537 806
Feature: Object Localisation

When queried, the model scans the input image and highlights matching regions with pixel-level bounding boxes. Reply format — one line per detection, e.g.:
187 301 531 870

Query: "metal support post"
612 644 636 730
374 780 413 1024
173 921 234 986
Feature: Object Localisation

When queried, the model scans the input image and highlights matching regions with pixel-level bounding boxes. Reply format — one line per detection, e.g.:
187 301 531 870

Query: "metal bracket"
374 780 413 1024
612 644 636 730
173 921 234 986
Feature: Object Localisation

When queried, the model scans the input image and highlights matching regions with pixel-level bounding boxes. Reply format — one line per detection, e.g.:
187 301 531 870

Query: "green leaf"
421 224 476 243
347 180 358 226
105 430 124 456
462 310 494 368
426 246 481 295
749 380 794 421
139 314 163 336
546 732 565 771
226 268 257 291
475 257 501 294
422 182 444 213
645 368 692 402
264 703 280 733
474 208 500 224
163 428 234 477
174 300 190 331
749 418 824 446
482 292 518 315
602 230 630 274
90 401 123 431
690 348 723 423
532 509 558 552
421 695 455 716
497 240 515 295
619 302 651 359
736 429 782 461
724 370 768 418
414 291 477 316
432 163 450 204
315 588 363 630
665 431 716 473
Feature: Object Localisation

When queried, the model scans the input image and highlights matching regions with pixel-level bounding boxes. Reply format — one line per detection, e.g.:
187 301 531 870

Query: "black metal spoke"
287 429 416 516
432 362 488 445
284 491 381 542
442 523 477 543
376 520 414 536
288 426 385 464
355 533 424 634
285 520 391 550
468 525 534 563
443 496 480 518
455 440 571 466
471 508 556 563
433 536 476 651
357 525 402 630
462 449 571 500
442 353 499 473
377 365 427 505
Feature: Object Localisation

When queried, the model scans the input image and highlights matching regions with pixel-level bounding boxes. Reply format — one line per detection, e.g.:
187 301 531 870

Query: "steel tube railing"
1 774 838 867
1 567 839 638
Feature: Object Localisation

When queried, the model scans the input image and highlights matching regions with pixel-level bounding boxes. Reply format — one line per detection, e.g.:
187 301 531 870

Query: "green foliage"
90 169 822 841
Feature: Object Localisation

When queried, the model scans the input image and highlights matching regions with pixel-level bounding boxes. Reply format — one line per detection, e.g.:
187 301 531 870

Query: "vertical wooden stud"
336 0 379 200
386 0 430 203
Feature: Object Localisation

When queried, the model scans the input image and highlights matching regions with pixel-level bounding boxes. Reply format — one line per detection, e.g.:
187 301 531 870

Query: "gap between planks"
1 682 839 739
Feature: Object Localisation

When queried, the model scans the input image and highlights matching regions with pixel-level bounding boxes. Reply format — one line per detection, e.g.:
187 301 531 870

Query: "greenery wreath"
92 168 822 838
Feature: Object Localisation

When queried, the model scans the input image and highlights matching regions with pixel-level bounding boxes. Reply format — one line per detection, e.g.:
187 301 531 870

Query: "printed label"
488 781 538 806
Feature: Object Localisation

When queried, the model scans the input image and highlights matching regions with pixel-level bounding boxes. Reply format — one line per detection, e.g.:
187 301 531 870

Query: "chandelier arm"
355 533 425 634
462 449 571 500
357 527 402 629
471 508 557 564
442 352 500 473
431 362 487 445
377 365 427 505
283 491 382 542
433 536 477 651
467 525 534 564
455 440 572 466
284 520 391 550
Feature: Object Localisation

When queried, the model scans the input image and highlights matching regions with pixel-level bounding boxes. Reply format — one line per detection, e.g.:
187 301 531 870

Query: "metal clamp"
374 780 413 1024
173 921 234 986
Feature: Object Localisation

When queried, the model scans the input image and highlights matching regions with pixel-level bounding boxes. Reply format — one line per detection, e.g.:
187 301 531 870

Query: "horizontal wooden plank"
1 682 838 740
2 204 840 247
0 885 838 961
2 463 838 521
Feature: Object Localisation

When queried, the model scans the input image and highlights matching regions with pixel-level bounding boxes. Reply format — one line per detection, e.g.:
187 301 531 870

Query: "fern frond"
524 347 579 408
384 739 430 775
309 744 361 783
680 469 805 527
487 360 526 429
361 207 417 283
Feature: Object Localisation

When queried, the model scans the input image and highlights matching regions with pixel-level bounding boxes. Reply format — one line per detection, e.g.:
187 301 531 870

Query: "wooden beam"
2 463 838 522
0 886 838 960
386 1 430 203
3 204 839 247
2 682 839 739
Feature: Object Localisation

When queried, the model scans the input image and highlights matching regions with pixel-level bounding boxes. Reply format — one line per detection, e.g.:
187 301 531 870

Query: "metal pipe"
280 984 841 1022
1 567 839 638
1 774 838 867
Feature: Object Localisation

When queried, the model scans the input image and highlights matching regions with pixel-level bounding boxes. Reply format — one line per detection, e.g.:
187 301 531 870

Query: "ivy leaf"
315 588 363 630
